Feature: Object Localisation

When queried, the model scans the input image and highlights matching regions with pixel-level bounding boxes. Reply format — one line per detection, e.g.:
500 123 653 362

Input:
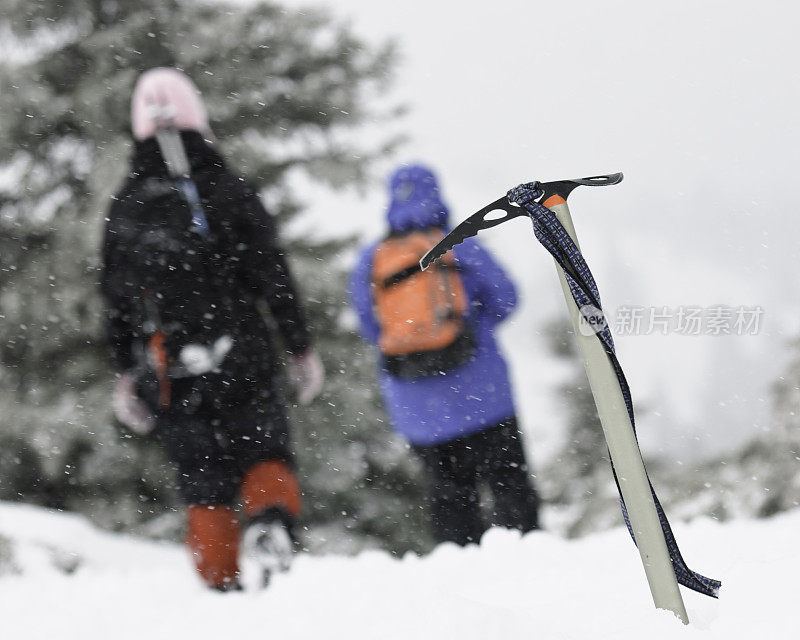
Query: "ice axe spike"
419 173 623 270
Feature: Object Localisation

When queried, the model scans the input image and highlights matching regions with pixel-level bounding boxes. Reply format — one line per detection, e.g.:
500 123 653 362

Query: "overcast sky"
276 0 800 461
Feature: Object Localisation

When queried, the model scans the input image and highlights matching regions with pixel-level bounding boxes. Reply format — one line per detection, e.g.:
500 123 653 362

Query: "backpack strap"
176 178 210 237
155 128 210 237
381 263 423 289
380 260 460 290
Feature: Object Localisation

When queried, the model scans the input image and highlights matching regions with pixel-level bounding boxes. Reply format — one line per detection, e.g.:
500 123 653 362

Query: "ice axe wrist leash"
422 174 720 625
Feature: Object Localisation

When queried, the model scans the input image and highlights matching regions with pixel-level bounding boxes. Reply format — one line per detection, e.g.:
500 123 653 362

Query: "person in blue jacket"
349 163 540 545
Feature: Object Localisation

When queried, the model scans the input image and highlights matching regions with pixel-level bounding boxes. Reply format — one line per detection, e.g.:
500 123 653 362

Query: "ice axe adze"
422 173 720 624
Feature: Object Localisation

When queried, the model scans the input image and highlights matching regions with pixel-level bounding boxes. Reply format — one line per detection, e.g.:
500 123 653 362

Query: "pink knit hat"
131 68 212 141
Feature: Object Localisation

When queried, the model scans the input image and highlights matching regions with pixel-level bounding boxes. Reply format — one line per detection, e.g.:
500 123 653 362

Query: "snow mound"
0 501 797 639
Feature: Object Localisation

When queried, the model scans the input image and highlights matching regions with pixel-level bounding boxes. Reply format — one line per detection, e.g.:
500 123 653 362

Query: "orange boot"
186 504 241 590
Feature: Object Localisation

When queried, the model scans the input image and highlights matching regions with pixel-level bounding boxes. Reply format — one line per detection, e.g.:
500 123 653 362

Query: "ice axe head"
419 173 623 270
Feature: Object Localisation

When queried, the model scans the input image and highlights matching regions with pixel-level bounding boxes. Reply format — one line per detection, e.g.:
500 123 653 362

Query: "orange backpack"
371 228 475 378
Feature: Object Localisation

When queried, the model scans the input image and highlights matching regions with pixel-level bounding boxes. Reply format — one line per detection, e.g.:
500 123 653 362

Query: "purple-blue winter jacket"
349 164 519 446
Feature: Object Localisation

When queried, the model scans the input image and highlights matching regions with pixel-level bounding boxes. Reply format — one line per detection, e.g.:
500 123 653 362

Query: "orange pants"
186 460 301 588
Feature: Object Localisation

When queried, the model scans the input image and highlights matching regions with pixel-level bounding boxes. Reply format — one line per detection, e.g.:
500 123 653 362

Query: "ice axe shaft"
545 193 689 625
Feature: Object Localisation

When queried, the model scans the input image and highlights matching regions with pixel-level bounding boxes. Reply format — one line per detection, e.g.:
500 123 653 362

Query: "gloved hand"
112 372 155 436
287 349 324 406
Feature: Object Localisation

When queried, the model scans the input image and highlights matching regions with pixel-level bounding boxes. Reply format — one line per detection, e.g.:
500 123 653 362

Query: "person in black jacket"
101 68 323 590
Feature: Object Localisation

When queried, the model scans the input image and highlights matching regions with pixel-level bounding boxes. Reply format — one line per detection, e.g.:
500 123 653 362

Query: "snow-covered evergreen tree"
772 336 800 443
0 0 429 553
659 335 800 522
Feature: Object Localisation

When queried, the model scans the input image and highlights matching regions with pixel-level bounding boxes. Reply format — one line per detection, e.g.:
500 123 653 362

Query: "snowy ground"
1 502 797 639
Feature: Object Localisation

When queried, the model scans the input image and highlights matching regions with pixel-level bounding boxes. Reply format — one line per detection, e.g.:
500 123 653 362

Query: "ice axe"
422 173 720 624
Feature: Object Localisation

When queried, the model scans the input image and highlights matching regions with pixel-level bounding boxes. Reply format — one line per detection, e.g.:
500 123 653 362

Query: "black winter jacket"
101 131 311 380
